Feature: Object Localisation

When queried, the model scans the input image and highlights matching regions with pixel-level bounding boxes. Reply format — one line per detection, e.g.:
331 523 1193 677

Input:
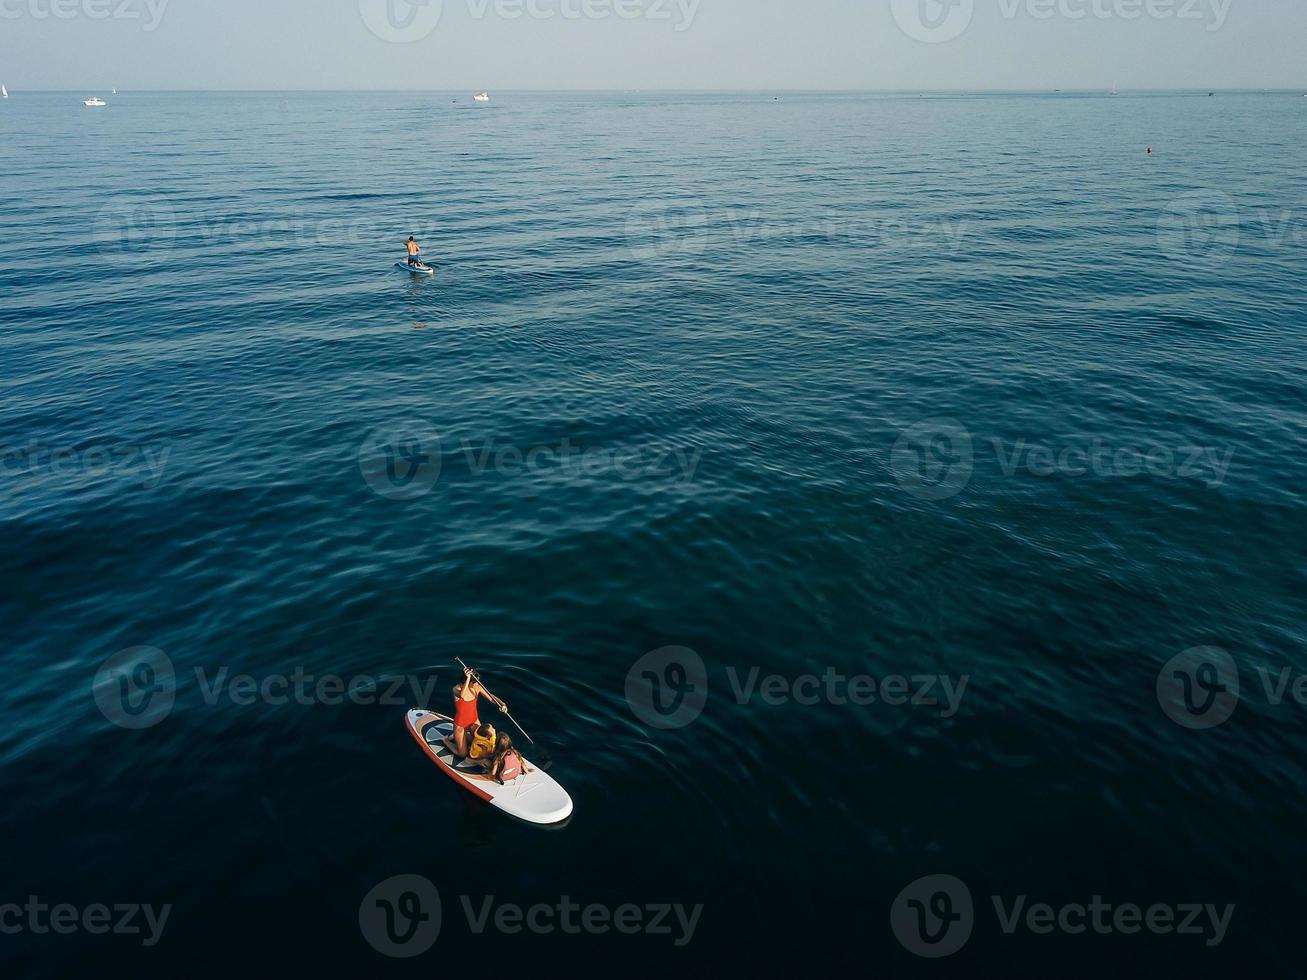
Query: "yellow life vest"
469 732 496 760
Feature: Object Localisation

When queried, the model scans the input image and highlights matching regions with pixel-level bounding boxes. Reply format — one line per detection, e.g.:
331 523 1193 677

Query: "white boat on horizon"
84 97 107 107
2 84 8 99
473 91 491 102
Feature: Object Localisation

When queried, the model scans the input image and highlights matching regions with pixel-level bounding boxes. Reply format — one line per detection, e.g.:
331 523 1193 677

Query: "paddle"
456 657 535 745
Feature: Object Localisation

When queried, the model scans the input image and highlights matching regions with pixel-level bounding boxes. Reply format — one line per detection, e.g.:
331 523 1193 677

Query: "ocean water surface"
1 90 1305 976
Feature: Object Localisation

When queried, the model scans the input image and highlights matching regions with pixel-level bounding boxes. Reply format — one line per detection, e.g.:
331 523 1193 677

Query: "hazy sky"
1 0 1304 91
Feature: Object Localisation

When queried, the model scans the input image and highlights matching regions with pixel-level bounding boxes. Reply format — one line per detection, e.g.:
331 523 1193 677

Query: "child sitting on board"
484 734 531 785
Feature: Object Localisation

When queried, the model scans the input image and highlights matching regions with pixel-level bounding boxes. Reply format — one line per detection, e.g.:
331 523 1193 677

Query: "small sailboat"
112 87 118 95
473 91 490 102
1110 80 1119 96
84 97 107 107
2 84 8 99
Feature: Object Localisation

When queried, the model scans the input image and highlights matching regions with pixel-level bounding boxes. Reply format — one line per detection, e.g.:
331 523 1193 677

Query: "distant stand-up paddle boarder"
404 236 425 269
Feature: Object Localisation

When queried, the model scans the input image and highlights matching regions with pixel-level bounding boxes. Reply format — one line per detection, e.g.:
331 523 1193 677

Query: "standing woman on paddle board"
445 666 508 758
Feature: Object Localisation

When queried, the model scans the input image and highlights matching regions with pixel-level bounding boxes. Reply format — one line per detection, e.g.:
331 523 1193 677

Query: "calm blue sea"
1 91 1305 977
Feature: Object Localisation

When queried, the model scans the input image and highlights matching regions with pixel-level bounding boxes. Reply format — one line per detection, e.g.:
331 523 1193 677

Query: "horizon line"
8 86 1305 94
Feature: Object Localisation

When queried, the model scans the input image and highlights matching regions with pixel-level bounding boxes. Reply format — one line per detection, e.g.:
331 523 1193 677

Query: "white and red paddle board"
405 710 573 826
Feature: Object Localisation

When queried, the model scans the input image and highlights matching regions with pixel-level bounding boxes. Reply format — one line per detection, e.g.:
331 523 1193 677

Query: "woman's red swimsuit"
453 696 479 730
